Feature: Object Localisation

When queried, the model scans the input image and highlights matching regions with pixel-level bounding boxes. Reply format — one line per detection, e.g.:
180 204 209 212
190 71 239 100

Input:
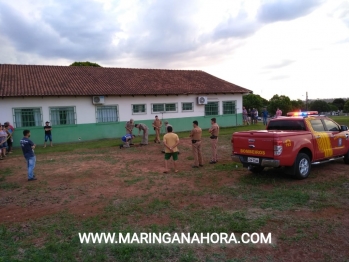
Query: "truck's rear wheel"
293 153 311 179
344 150 349 164
248 165 265 173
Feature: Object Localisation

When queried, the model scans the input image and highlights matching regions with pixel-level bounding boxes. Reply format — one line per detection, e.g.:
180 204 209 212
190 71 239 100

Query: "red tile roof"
0 64 251 97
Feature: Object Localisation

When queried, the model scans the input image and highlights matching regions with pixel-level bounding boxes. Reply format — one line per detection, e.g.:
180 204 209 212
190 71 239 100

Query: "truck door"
323 119 346 156
308 119 332 160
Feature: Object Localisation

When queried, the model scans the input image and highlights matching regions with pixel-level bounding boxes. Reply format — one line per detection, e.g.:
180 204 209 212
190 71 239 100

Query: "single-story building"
0 64 251 145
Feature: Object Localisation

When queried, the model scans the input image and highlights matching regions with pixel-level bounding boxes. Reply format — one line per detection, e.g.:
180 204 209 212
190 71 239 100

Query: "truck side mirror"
341 125 349 131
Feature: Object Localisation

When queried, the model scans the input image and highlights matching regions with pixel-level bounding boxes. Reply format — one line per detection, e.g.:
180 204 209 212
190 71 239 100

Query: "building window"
50 107 76 125
96 106 118 123
13 108 42 128
205 102 219 116
223 101 236 114
132 104 146 114
182 102 193 112
152 103 178 113
165 103 177 112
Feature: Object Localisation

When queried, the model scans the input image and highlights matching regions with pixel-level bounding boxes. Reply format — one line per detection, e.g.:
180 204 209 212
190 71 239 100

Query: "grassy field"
0 116 349 261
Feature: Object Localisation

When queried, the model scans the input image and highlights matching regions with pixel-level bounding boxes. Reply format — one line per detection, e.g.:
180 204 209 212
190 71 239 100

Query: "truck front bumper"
231 155 280 168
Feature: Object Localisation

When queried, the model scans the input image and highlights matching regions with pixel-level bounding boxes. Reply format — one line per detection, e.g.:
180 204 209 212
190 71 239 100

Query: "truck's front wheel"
293 153 311 179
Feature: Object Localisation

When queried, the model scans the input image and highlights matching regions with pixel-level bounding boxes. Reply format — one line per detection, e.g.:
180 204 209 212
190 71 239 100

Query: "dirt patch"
1 137 349 261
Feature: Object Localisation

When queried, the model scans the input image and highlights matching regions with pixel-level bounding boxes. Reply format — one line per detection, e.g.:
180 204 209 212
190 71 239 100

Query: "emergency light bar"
286 111 318 117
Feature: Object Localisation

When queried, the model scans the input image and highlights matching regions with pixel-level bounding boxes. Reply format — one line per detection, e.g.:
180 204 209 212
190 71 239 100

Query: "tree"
291 99 305 111
328 103 338 112
243 94 268 112
267 95 292 116
70 61 102 67
332 98 346 110
344 100 349 113
309 100 331 113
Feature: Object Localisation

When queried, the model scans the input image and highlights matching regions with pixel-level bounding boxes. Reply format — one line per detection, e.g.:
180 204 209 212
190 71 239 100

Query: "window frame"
12 107 43 128
310 119 326 132
323 119 340 132
222 100 236 115
49 106 77 126
95 105 119 123
132 104 147 115
181 102 194 112
151 103 178 114
204 101 219 116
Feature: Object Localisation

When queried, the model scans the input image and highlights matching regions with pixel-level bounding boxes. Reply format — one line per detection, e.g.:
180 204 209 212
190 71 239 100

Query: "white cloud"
0 0 348 100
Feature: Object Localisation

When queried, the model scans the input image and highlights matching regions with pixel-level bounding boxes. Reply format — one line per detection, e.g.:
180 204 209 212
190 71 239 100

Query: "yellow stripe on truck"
315 132 333 157
304 118 333 158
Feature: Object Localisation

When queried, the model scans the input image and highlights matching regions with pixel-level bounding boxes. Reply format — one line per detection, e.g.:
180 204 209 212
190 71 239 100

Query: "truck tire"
248 165 265 173
293 153 311 179
344 150 349 164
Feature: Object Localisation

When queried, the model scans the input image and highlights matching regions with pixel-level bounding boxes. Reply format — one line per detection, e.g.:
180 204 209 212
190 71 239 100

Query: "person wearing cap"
125 119 135 145
43 121 53 148
208 118 220 164
190 120 203 168
152 115 162 144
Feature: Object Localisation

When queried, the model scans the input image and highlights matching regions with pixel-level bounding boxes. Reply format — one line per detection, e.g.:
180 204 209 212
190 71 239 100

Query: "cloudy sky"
0 0 348 100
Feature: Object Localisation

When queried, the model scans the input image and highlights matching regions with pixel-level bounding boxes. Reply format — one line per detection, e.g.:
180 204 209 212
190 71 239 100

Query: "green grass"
10 124 266 157
1 118 349 261
0 182 20 190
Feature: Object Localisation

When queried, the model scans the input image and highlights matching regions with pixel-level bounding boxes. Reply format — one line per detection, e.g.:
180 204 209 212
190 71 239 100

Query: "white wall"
0 94 243 125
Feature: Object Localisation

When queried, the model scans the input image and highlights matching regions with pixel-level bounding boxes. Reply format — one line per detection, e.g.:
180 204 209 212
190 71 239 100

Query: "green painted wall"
12 114 242 146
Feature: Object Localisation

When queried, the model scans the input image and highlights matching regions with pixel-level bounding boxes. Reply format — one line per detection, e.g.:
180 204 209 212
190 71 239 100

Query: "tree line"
243 94 349 116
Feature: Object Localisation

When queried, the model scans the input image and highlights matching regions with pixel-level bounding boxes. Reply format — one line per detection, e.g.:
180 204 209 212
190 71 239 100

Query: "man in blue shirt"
262 108 269 126
120 134 136 149
20 130 37 181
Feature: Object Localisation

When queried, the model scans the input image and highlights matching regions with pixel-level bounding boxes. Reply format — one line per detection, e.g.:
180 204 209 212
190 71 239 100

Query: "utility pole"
306 92 308 110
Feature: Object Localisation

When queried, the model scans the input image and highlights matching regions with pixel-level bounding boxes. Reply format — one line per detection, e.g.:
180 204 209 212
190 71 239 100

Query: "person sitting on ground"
120 134 136 149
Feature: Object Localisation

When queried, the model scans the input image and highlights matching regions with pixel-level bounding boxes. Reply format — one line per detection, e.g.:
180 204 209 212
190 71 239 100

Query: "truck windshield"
267 120 306 131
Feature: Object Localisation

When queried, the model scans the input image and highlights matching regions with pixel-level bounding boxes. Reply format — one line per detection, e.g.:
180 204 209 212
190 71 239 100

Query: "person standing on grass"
161 121 172 153
248 109 252 124
125 119 135 145
4 122 14 153
20 130 37 181
275 108 282 118
135 123 149 145
242 107 249 125
262 108 268 126
4 123 13 154
43 121 53 148
152 115 162 144
163 126 179 173
208 118 220 164
251 108 256 124
189 120 203 168
0 124 9 160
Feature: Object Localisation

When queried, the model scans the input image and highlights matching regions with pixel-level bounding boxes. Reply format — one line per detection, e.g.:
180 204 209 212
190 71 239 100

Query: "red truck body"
231 115 349 179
